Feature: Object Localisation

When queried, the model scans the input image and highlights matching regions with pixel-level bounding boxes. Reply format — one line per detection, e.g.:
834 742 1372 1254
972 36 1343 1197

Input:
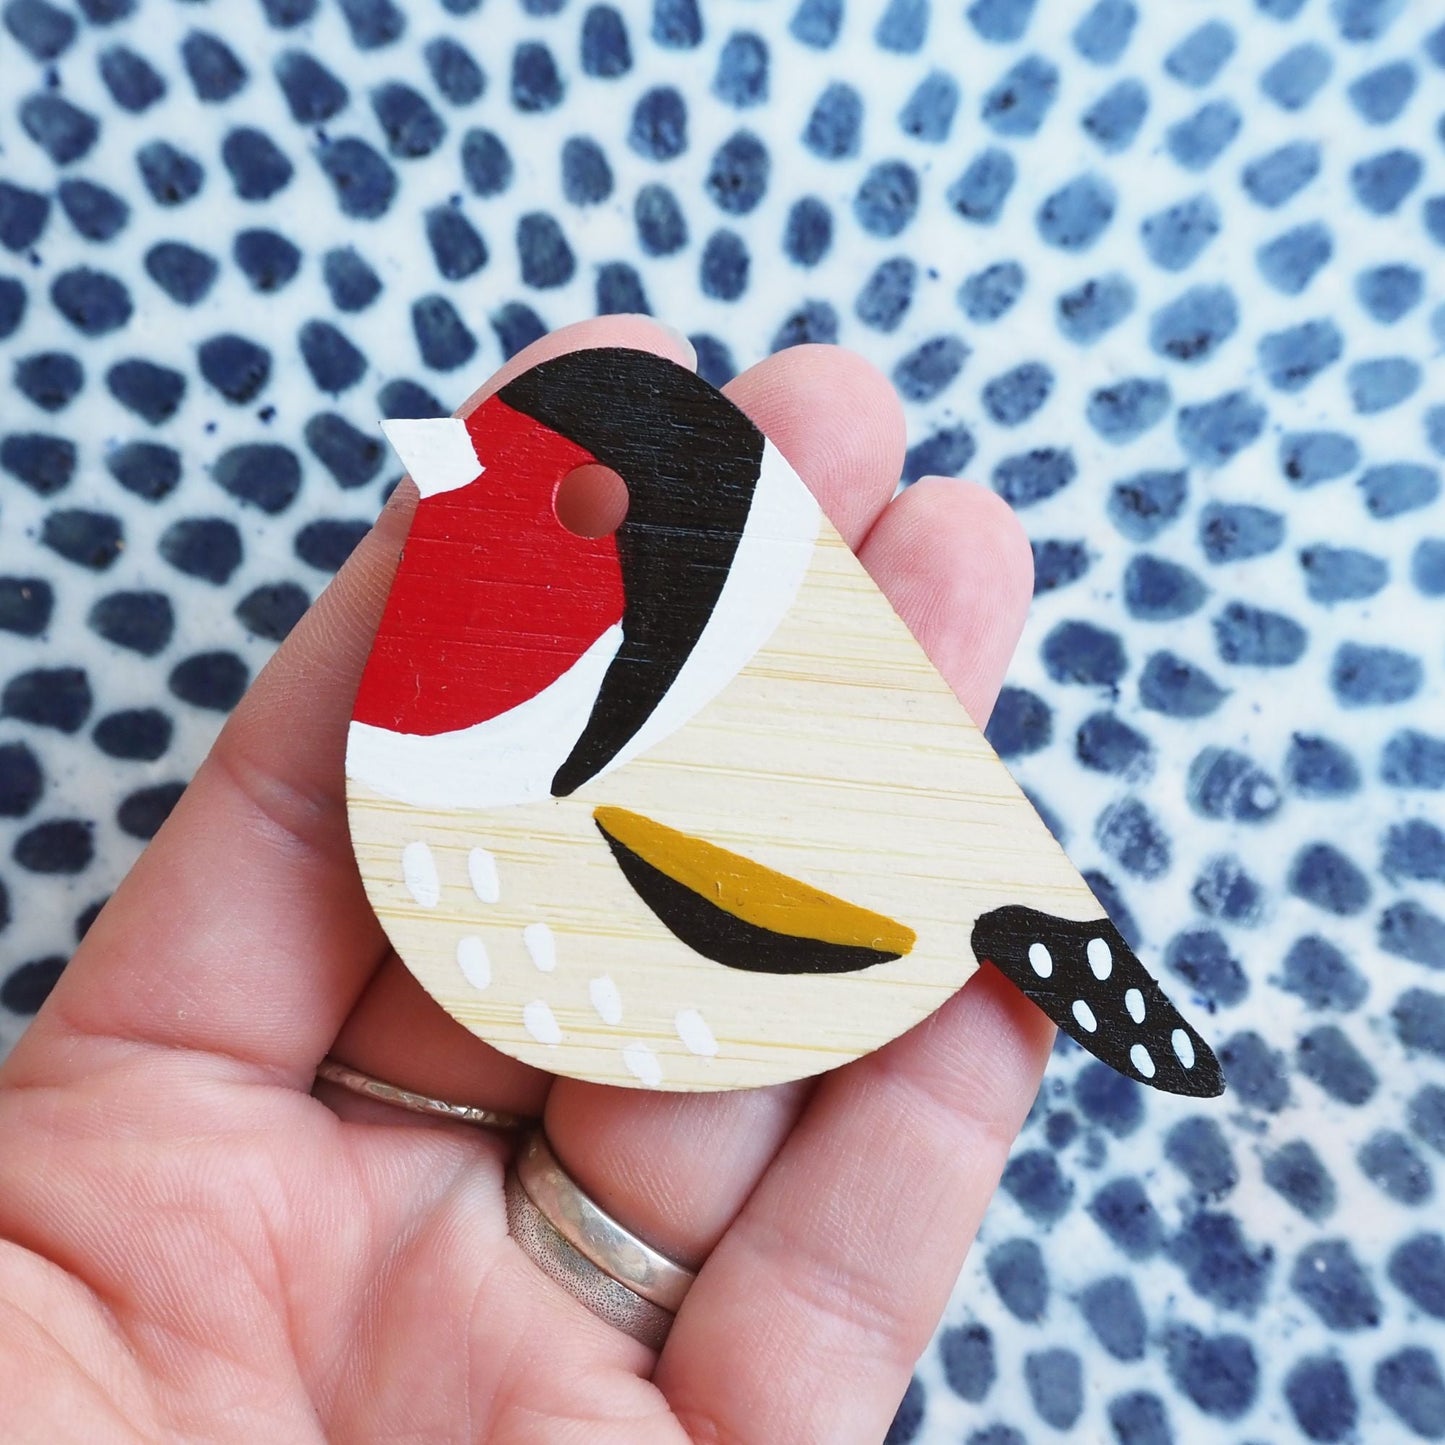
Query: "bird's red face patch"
352 395 626 737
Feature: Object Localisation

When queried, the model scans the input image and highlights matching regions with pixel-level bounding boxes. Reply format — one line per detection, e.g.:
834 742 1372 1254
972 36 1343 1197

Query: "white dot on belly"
523 999 561 1046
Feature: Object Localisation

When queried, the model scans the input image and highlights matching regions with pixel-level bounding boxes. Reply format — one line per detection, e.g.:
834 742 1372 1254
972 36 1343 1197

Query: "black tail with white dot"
972 905 1224 1098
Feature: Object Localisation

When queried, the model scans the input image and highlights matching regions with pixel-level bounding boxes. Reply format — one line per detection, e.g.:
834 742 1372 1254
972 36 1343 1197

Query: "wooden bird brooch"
347 347 1224 1098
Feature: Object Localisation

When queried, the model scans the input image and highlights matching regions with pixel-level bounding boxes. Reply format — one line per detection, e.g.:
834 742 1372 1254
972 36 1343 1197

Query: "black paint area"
973 905 1224 1098
500 346 766 797
596 815 902 976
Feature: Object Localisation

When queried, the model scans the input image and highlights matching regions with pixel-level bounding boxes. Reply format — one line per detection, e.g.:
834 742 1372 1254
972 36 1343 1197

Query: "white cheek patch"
380 417 482 498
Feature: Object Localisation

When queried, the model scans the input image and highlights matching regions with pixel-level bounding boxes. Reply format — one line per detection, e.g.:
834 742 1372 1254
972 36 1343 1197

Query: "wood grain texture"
348 516 1101 1092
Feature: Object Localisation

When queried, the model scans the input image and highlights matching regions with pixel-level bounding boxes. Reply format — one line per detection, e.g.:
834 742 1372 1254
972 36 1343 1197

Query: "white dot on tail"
1130 1043 1156 1079
1172 1028 1196 1069
1125 987 1145 1023
1087 937 1113 980
467 847 499 904
589 975 622 1026
675 1008 718 1057
1072 999 1098 1033
622 1043 662 1087
456 936 490 991
1028 942 1053 978
402 841 440 908
523 922 557 973
523 999 561 1046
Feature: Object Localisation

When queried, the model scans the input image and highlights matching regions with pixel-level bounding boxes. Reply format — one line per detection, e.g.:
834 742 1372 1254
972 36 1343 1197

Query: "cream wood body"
348 519 1102 1092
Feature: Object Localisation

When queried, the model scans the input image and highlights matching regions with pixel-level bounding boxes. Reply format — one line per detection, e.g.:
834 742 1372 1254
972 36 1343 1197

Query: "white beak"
380 418 484 499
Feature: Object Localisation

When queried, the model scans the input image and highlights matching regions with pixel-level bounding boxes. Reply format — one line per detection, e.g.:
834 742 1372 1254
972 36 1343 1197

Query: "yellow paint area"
594 805 916 955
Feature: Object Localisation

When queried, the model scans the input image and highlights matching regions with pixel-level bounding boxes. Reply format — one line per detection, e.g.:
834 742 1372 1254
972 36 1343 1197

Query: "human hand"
0 317 1045 1444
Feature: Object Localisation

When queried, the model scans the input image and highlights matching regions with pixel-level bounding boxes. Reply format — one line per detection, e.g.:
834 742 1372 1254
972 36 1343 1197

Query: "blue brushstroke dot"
983 362 1052 425
57 179 128 243
372 83 444 159
1365 1135 1435 1205
982 55 1058 138
1087 378 1168 443
783 196 831 267
958 260 1023 323
985 1238 1048 1321
1089 1176 1161 1257
1213 601 1306 667
1081 78 1148 153
1349 58 1417 123
1395 988 1445 1058
1414 540 1445 597
1260 42 1332 110
1150 284 1238 362
15 351 84 413
322 247 380 312
181 29 247 102
885 1377 926 1445
1300 546 1387 604
967 0 1036 43
1036 173 1115 250
1380 900 1445 970
893 336 968 403
1332 642 1421 706
1 434 74 497
1165 20 1235 86
699 229 748 300
903 426 975 485
50 267 132 337
713 30 767 108
854 160 918 237
20 93 99 165
580 4 631 78
1349 355 1420 413
1167 927 1247 1003
1097 797 1170 878
1056 273 1134 343
986 687 1052 759
1287 734 1362 799
516 211 574 289
802 82 862 160
98 43 164 113
856 257 916 332
634 183 686 256
596 260 650 313
411 294 476 370
0 278 26 340
1375 1348 1445 1440
1350 147 1422 214
316 136 396 219
1257 222 1332 295
1124 555 1205 621
770 300 839 350
337 0 403 49
1383 730 1445 790
1356 263 1422 323
1001 1148 1074 1224
1292 1239 1380 1327
1284 933 1367 1014
1164 1325 1258 1419
629 87 687 161
1192 856 1262 926
947 149 1015 226
1384 820 1445 884
1033 540 1091 594
1108 468 1185 541
1285 1354 1358 1441
212 444 300 514
1166 100 1241 171
788 0 841 49
298 319 365 393
1025 1349 1082 1429
221 127 293 201
708 131 769 216
1141 192 1220 269
511 41 563 113
1079 1276 1146 1360
1076 711 1150 776
1281 430 1359 487
1242 140 1321 208
1259 319 1343 392
233 228 301 293
994 449 1075 507
136 141 204 207
899 71 958 141
1360 462 1440 519
1410 1085 1445 1157
305 414 382 489
939 1322 995 1402
487 304 545 362
107 357 185 423
1289 843 1371 916
652 0 701 47
561 137 613 206
6 0 77 60
1169 1210 1274 1312
274 50 348 122
1142 652 1226 718
875 0 928 52
1198 502 1283 563
1220 1030 1290 1111
1332 0 1407 42
424 37 484 105
1072 0 1136 63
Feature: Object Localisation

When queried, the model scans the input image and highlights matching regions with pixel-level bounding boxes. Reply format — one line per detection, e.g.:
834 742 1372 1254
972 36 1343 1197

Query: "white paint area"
1172 1028 1196 1069
456 935 491 990
1028 942 1053 978
346 625 622 810
675 1008 718 1057
523 922 557 973
467 848 500 903
1087 937 1113 980
380 417 482 498
1130 1043 1156 1079
523 999 562 1046
584 438 821 784
623 1043 663 1087
1124 987 1146 1024
1072 999 1098 1033
402 840 440 908
589 975 623 1025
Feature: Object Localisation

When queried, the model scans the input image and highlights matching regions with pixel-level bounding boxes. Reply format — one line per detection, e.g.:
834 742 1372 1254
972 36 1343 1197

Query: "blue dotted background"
3 0 1444 1439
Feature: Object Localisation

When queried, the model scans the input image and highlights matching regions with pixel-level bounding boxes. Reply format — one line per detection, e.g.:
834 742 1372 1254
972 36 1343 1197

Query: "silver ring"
315 1058 532 1131
506 1130 698 1348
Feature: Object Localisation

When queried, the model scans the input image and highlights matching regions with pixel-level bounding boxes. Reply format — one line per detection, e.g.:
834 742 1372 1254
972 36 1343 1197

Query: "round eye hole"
554 463 630 538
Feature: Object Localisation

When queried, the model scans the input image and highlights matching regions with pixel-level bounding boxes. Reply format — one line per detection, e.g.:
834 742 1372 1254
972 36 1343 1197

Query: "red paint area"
353 397 625 736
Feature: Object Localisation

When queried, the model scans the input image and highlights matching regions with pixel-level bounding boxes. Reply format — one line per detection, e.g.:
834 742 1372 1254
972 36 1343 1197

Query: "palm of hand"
0 319 1047 1445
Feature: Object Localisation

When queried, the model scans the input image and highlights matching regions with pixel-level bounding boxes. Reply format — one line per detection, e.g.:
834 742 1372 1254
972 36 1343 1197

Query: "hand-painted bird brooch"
347 347 1224 1098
